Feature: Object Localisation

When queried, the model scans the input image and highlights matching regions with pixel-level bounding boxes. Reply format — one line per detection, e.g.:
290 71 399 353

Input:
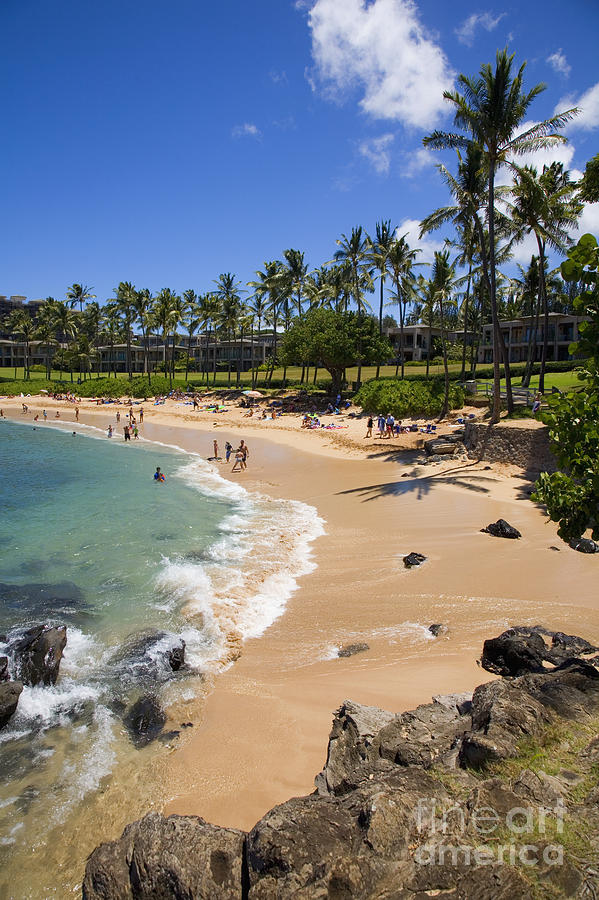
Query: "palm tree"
249 261 284 385
182 289 201 382
152 289 181 386
132 289 154 385
509 162 582 391
214 273 243 387
424 49 578 422
334 226 372 387
5 310 36 379
412 275 437 379
66 283 95 313
282 249 308 381
114 281 137 380
197 292 219 384
82 301 102 378
431 250 458 418
50 301 80 380
368 220 396 377
246 285 270 388
386 234 420 378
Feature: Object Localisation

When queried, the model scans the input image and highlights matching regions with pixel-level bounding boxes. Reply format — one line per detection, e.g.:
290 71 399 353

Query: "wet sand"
2 395 598 846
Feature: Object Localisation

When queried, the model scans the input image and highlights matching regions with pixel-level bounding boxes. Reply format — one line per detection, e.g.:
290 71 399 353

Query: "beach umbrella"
244 390 264 398
39 389 49 393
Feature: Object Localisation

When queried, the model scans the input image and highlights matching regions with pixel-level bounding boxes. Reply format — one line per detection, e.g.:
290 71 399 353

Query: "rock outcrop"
123 695 167 747
0 680 23 729
481 519 522 539
83 628 599 899
337 643 369 658
9 624 67 686
403 551 427 568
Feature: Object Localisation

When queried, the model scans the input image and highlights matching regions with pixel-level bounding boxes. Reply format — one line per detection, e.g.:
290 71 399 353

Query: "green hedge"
354 379 465 418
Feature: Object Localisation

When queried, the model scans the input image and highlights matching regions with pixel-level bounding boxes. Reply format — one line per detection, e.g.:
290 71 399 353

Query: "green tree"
114 281 137 380
182 289 200 383
5 310 36 379
424 49 577 422
386 234 419 379
334 226 373 388
368 220 396 377
533 233 599 542
430 249 458 418
152 288 181 386
280 307 391 397
66 283 95 313
579 153 599 203
215 273 243 387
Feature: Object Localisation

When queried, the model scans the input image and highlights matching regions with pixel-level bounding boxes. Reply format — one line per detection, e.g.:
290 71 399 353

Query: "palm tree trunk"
376 275 384 378
537 239 549 394
460 263 473 381
439 299 450 420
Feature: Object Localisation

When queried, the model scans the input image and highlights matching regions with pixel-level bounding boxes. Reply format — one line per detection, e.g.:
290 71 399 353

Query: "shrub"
354 378 465 418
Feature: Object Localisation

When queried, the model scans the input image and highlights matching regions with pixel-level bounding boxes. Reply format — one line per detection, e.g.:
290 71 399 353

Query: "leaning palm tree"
66 283 95 313
509 162 582 391
334 226 372 387
423 49 578 422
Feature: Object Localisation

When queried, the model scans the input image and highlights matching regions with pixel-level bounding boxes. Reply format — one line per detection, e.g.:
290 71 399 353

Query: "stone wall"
463 421 557 472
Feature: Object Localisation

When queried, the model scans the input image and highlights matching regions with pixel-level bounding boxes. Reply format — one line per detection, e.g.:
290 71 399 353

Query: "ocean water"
0 418 324 896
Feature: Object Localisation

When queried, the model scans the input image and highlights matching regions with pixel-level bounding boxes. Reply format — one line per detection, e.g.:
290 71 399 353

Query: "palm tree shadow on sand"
337 462 499 502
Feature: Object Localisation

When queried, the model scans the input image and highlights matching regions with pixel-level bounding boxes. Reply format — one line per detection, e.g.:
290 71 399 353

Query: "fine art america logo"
414 797 565 867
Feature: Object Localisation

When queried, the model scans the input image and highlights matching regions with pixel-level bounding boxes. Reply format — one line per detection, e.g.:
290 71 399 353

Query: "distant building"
384 324 474 362
477 314 587 365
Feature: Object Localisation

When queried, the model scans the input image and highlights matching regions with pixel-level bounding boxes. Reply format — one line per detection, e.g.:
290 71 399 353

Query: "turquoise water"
0 418 324 897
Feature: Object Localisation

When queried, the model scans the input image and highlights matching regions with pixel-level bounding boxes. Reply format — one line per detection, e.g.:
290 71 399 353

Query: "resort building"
0 295 45 337
384 325 475 362
477 313 587 365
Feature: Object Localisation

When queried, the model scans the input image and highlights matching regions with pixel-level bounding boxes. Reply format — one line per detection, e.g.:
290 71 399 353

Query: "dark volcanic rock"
403 551 427 568
0 681 23 729
481 628 547 676
338 642 369 658
481 519 521 539
123 695 166 747
110 630 187 685
10 625 67 686
0 656 8 682
428 623 447 637
82 813 245 900
569 537 598 554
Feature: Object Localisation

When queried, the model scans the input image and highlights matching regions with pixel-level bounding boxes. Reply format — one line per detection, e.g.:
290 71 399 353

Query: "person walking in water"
107 424 113 438
124 425 131 441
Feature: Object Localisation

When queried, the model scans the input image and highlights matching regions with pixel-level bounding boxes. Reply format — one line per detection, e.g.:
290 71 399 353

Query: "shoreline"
1 395 598 842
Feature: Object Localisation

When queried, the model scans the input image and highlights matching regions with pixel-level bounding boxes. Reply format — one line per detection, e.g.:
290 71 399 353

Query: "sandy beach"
2 391 598 848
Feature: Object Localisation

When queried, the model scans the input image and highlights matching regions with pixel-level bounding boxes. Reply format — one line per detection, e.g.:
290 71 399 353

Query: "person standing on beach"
107 424 113 438
75 407 79 422
239 440 249 470
365 416 373 438
377 414 385 437
116 411 120 423
225 441 233 463
213 439 219 460
43 409 47 421
139 407 144 423
124 425 130 441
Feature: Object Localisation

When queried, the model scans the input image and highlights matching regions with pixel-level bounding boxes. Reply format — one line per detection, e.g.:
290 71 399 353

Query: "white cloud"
510 230 542 266
358 133 395 174
546 49 571 78
574 202 599 241
269 69 288 85
495 120 576 186
396 217 444 265
231 123 262 139
556 81 599 131
455 11 505 46
306 0 454 129
401 146 439 178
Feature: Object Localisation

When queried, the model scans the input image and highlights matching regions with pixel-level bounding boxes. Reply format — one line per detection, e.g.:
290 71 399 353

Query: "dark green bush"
354 378 465 418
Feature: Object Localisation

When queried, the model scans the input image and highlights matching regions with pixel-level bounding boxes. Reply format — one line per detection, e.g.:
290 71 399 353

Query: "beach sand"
2 392 598 844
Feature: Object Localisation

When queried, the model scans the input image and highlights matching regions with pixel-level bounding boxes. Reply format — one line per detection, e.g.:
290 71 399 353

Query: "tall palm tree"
66 283 95 313
5 310 36 379
282 249 308 381
50 301 80 380
334 226 372 387
246 287 269 388
368 220 396 377
509 162 582 391
197 292 219 384
132 288 154 385
214 273 243 387
249 261 284 385
424 48 578 422
182 289 201 382
152 288 181 387
82 301 102 377
114 281 137 380
386 234 420 378
431 250 458 418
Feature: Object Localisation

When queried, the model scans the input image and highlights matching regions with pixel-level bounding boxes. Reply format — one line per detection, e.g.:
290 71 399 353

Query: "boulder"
481 519 521 539
82 813 246 899
403 552 427 568
10 624 67 686
428 623 447 637
425 438 457 455
167 641 185 672
337 642 369 658
481 628 547 676
0 681 23 729
123 695 166 747
569 537 598 554
109 631 187 685
314 700 394 795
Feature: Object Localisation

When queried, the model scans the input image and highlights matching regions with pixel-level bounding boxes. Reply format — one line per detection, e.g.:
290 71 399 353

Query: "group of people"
211 439 250 471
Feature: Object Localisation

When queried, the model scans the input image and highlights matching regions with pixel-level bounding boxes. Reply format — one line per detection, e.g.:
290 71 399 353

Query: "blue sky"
1 0 598 305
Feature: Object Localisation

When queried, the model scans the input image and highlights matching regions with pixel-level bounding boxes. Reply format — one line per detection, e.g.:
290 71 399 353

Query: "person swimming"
154 467 166 482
